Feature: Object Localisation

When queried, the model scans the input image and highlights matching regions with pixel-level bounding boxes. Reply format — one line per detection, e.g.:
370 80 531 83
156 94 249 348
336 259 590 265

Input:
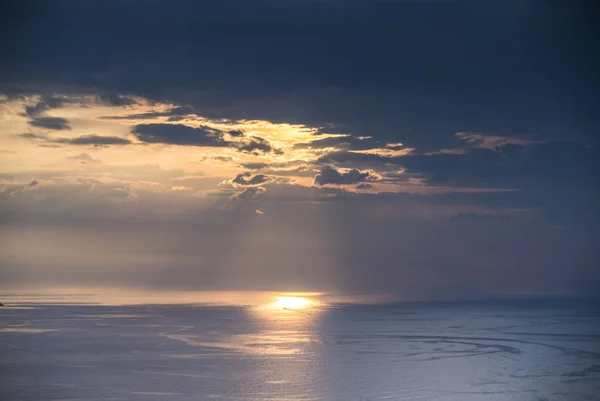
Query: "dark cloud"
201 155 234 163
232 172 269 186
238 136 279 154
397 141 599 188
314 166 378 186
131 123 275 153
356 183 373 190
97 94 137 107
18 133 44 140
241 162 270 170
2 0 597 150
102 105 196 120
131 123 229 147
315 139 600 193
28 116 70 130
228 130 244 137
19 132 131 146
57 135 132 146
24 95 72 117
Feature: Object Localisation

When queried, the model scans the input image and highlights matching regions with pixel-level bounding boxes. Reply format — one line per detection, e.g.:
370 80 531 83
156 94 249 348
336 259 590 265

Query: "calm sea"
1 298 599 400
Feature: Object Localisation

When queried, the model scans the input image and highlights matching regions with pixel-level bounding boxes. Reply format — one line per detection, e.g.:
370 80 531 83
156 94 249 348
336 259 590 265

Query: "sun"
273 296 312 310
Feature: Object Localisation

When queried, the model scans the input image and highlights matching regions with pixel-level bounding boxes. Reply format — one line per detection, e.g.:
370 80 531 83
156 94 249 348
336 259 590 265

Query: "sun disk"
274 296 312 309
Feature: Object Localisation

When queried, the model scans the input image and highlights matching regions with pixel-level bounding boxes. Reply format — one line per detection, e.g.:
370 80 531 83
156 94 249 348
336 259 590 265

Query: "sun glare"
273 296 312 310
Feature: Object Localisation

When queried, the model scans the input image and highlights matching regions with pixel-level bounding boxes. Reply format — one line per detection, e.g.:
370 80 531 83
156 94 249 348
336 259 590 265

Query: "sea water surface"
1 294 599 401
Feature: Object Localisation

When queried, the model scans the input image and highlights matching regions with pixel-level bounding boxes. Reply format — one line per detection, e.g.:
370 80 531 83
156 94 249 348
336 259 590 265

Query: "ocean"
1 297 599 400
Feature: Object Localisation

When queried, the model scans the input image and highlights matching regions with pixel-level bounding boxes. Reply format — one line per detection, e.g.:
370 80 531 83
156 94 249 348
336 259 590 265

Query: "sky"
0 0 598 300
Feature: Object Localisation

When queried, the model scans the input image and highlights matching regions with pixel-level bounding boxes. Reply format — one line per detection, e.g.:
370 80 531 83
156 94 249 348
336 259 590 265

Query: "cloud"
24 95 72 117
229 186 265 201
19 133 44 140
241 162 270 170
221 172 294 190
105 185 139 202
2 0 596 153
102 105 196 120
171 186 192 191
28 117 71 130
68 153 102 164
25 180 39 190
19 133 132 146
454 132 534 150
398 141 599 188
237 136 280 154
315 137 599 192
97 94 137 106
228 130 244 137
314 166 380 186
131 123 229 147
131 123 278 153
232 172 269 186
2 179 42 197
200 155 235 164
58 135 132 146
356 183 373 190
